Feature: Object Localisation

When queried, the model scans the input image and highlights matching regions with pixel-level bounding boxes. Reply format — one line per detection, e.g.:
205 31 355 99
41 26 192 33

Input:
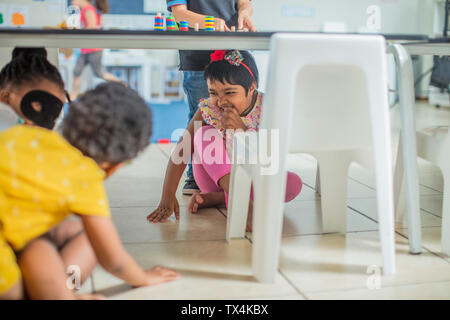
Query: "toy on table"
154 12 164 30
179 20 189 31
218 20 225 32
166 14 178 31
204 16 214 31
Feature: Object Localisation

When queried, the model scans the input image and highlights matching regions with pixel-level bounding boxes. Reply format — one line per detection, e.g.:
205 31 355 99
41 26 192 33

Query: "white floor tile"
396 227 449 263
282 201 379 236
307 281 450 300
419 195 443 217
111 206 227 243
279 231 450 295
92 240 297 300
347 198 442 228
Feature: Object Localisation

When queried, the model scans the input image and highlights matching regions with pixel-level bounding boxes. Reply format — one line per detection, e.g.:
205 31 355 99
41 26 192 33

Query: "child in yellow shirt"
0 82 179 299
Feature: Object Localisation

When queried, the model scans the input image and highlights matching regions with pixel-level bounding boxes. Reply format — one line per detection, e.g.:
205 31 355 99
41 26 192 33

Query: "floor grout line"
278 269 309 300
305 278 450 297
420 207 442 219
419 183 443 194
394 230 450 265
348 176 376 190
347 205 379 224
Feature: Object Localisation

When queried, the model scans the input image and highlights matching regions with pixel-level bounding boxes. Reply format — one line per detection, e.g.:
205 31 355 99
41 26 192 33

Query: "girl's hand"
220 106 247 131
147 196 180 223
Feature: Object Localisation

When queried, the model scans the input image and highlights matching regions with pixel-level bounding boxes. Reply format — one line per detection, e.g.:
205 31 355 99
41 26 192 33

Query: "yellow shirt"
0 126 110 251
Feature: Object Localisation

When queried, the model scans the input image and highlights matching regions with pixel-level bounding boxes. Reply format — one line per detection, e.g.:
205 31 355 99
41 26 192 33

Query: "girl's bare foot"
143 266 179 286
188 191 226 213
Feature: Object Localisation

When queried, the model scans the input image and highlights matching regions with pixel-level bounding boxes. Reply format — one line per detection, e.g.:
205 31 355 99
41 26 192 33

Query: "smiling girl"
147 50 302 231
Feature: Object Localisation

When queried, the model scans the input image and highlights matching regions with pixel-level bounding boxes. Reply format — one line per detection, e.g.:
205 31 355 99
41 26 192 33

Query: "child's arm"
147 109 205 223
81 214 179 286
171 5 230 31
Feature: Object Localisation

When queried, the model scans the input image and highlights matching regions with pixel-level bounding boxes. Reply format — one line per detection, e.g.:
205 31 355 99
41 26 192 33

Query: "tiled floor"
78 102 450 300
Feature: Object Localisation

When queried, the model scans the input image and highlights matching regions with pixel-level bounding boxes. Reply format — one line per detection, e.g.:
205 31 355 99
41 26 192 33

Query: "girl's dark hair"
0 47 64 91
62 82 152 164
94 0 109 13
204 50 259 95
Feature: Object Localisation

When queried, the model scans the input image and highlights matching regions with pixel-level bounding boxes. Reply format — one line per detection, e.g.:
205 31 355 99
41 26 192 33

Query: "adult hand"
238 8 256 31
214 17 230 31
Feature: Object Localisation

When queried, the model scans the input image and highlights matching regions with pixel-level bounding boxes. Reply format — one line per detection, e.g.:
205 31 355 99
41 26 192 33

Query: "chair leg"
315 165 321 196
226 165 252 242
252 160 288 283
315 154 351 233
373 152 396 276
393 136 406 224
390 43 422 254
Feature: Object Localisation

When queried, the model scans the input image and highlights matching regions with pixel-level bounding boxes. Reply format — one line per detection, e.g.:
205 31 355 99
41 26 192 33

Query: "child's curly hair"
204 50 259 95
62 82 152 164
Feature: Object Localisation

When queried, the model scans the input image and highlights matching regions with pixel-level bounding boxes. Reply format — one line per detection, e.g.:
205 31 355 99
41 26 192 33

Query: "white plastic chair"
226 33 396 283
394 126 450 255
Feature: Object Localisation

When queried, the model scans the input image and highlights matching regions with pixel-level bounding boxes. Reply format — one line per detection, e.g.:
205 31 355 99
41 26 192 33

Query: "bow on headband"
209 50 255 81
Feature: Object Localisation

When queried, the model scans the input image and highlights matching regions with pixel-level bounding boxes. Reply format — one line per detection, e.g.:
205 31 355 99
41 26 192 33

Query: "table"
0 28 428 50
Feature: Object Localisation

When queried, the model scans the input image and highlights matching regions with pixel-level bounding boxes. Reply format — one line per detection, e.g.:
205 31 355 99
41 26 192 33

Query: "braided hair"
0 47 64 91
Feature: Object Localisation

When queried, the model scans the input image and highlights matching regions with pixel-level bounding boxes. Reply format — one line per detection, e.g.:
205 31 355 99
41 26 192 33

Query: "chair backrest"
261 33 390 153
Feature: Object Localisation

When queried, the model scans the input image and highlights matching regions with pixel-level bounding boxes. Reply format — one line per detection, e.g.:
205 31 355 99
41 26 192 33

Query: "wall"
0 0 65 28
253 0 435 35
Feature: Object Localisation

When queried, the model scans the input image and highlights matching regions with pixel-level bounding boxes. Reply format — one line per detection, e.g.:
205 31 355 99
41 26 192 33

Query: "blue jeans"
183 71 209 180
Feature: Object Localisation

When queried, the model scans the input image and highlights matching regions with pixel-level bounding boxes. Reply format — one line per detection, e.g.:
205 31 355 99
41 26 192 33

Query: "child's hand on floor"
147 196 180 223
142 266 179 286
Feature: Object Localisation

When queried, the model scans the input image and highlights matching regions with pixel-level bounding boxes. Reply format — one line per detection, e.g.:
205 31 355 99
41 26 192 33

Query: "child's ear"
0 89 11 105
100 162 125 179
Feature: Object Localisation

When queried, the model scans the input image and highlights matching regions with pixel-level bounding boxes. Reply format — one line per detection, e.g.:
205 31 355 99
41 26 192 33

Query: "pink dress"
80 4 102 54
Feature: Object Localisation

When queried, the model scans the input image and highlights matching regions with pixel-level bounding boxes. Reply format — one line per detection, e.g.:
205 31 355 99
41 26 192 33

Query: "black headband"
20 90 64 129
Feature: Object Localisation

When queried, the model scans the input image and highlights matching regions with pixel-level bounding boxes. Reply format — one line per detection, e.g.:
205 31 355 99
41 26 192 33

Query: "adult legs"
182 71 210 194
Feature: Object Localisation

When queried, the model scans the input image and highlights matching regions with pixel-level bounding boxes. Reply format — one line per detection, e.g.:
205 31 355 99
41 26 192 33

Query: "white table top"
0 28 431 51
401 39 450 56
